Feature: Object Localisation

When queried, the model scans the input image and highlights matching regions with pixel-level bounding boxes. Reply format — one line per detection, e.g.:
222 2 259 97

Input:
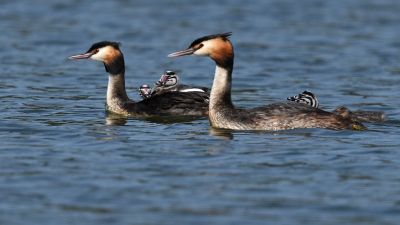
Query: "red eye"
95 49 99 53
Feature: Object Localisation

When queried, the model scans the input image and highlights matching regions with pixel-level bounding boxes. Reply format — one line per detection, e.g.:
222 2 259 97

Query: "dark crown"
86 41 122 53
189 32 232 48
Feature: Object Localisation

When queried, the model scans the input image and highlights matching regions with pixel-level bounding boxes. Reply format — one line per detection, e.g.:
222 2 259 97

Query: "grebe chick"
138 71 209 99
168 33 387 130
138 85 152 99
69 41 209 116
288 91 387 123
155 71 179 88
151 71 208 96
287 91 319 108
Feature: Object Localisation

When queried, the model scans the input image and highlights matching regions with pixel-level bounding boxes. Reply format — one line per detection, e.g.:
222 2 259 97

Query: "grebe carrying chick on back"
69 41 209 116
168 32 387 130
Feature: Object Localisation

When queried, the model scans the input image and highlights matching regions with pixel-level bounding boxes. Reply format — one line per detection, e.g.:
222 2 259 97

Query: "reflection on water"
104 111 128 126
208 126 234 139
208 126 318 140
105 111 208 126
141 115 208 124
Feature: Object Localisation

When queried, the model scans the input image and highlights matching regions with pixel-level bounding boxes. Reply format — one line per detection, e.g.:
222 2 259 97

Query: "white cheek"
90 54 103 62
193 48 209 56
90 47 108 62
193 40 213 56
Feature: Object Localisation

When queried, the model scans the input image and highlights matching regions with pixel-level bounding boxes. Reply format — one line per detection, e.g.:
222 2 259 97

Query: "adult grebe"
139 71 208 99
69 41 209 116
168 33 387 130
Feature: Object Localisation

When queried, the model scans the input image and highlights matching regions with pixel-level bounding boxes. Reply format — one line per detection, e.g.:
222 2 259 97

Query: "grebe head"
167 32 233 66
138 85 152 99
69 41 124 74
155 71 179 87
287 90 319 108
69 41 122 64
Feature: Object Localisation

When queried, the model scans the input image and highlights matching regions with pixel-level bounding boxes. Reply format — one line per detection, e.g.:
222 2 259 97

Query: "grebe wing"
139 91 209 115
237 103 366 130
249 102 328 116
176 84 209 92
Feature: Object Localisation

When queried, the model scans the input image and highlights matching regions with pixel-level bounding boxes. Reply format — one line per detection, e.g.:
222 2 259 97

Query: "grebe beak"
68 53 94 59
167 48 196 57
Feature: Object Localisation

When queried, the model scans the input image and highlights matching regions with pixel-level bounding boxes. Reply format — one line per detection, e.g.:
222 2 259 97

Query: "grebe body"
69 41 209 116
168 33 387 130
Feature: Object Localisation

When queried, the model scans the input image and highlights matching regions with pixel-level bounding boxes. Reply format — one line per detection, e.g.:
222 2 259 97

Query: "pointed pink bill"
167 48 196 57
68 52 93 59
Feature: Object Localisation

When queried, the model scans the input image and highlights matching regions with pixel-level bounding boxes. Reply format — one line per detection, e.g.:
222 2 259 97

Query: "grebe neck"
210 65 234 109
105 54 131 109
209 54 236 128
209 38 235 111
208 44 240 128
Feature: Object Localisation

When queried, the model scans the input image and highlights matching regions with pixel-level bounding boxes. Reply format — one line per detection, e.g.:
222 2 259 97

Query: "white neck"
106 72 131 109
208 64 235 129
210 65 233 108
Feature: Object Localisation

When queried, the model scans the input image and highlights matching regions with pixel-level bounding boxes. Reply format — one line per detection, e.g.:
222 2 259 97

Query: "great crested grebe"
168 33 387 130
139 71 208 99
69 41 209 116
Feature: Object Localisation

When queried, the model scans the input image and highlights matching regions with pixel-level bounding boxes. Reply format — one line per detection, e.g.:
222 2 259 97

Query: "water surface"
1 0 400 224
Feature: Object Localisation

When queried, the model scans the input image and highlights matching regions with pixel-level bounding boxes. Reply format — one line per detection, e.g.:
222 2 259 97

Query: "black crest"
86 41 122 53
189 32 232 48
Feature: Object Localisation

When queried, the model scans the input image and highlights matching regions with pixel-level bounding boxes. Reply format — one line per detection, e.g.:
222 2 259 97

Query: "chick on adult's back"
139 71 208 99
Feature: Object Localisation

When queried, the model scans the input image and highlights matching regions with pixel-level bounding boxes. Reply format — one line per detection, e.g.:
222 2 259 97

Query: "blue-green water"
1 0 400 224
